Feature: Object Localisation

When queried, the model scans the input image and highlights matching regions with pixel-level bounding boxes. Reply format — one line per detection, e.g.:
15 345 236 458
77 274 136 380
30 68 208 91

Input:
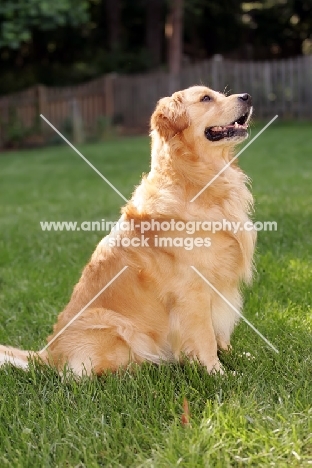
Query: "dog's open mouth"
205 111 251 142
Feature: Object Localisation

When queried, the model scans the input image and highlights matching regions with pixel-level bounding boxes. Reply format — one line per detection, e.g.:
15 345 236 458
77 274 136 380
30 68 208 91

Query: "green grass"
0 122 311 467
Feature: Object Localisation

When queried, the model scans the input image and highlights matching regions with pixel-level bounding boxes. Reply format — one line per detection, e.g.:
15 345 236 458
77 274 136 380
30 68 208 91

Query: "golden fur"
0 86 256 375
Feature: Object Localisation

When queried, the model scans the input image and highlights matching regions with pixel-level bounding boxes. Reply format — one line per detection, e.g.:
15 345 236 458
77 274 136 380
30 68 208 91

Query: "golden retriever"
0 86 256 375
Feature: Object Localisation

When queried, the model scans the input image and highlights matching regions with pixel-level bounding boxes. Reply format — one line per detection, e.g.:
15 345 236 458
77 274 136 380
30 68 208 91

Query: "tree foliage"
0 0 311 95
0 0 89 49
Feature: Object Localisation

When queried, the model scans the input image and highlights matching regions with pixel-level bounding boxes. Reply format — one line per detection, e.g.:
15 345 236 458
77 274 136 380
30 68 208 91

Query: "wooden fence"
0 55 311 146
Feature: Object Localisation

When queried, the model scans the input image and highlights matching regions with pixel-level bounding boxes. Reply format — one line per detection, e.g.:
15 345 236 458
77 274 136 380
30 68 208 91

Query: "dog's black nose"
238 93 252 105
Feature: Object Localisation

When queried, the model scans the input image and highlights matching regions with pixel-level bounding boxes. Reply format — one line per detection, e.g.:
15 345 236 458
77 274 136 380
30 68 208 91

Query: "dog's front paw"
206 358 224 375
217 338 232 352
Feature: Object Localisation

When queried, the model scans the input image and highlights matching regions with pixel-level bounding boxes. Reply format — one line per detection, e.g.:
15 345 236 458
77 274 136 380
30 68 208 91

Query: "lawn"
0 122 311 467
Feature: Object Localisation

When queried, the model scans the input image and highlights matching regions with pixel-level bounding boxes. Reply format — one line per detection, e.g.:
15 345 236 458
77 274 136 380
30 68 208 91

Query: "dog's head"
150 86 252 146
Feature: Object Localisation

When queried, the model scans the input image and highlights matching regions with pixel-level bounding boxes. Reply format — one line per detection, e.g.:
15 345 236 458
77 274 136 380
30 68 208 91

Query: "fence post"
168 73 181 95
104 73 116 122
71 98 85 145
36 85 47 131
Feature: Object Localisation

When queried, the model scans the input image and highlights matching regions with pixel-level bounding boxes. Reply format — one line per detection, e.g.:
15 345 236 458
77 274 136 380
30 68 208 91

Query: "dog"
0 86 256 376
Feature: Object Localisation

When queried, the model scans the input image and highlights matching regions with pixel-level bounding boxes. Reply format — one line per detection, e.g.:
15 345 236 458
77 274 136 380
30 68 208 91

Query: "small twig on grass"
181 397 191 427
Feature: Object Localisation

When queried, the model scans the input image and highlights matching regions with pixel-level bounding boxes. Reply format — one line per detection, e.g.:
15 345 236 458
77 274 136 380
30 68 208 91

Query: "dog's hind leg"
47 308 165 376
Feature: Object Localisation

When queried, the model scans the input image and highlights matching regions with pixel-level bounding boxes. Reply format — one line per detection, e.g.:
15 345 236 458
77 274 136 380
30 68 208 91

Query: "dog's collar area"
205 110 251 142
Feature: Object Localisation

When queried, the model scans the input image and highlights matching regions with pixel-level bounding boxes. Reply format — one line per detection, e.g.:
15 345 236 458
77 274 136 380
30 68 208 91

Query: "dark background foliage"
0 0 311 95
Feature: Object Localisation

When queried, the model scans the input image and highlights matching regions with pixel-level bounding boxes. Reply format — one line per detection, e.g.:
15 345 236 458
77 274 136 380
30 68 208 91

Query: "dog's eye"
200 95 212 102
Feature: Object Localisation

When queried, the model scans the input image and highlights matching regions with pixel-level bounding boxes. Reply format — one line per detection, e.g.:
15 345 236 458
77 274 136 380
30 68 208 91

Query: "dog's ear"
150 91 189 140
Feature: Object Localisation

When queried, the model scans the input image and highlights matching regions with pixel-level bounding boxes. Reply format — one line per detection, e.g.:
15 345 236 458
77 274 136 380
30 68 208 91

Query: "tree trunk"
146 0 163 68
105 0 122 50
168 0 183 75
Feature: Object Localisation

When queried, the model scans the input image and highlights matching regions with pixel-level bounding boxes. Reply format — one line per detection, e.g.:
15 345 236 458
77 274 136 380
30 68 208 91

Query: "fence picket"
0 56 311 145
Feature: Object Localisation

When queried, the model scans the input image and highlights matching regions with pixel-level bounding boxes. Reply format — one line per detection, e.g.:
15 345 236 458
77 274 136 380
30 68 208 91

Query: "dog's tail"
0 345 48 370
